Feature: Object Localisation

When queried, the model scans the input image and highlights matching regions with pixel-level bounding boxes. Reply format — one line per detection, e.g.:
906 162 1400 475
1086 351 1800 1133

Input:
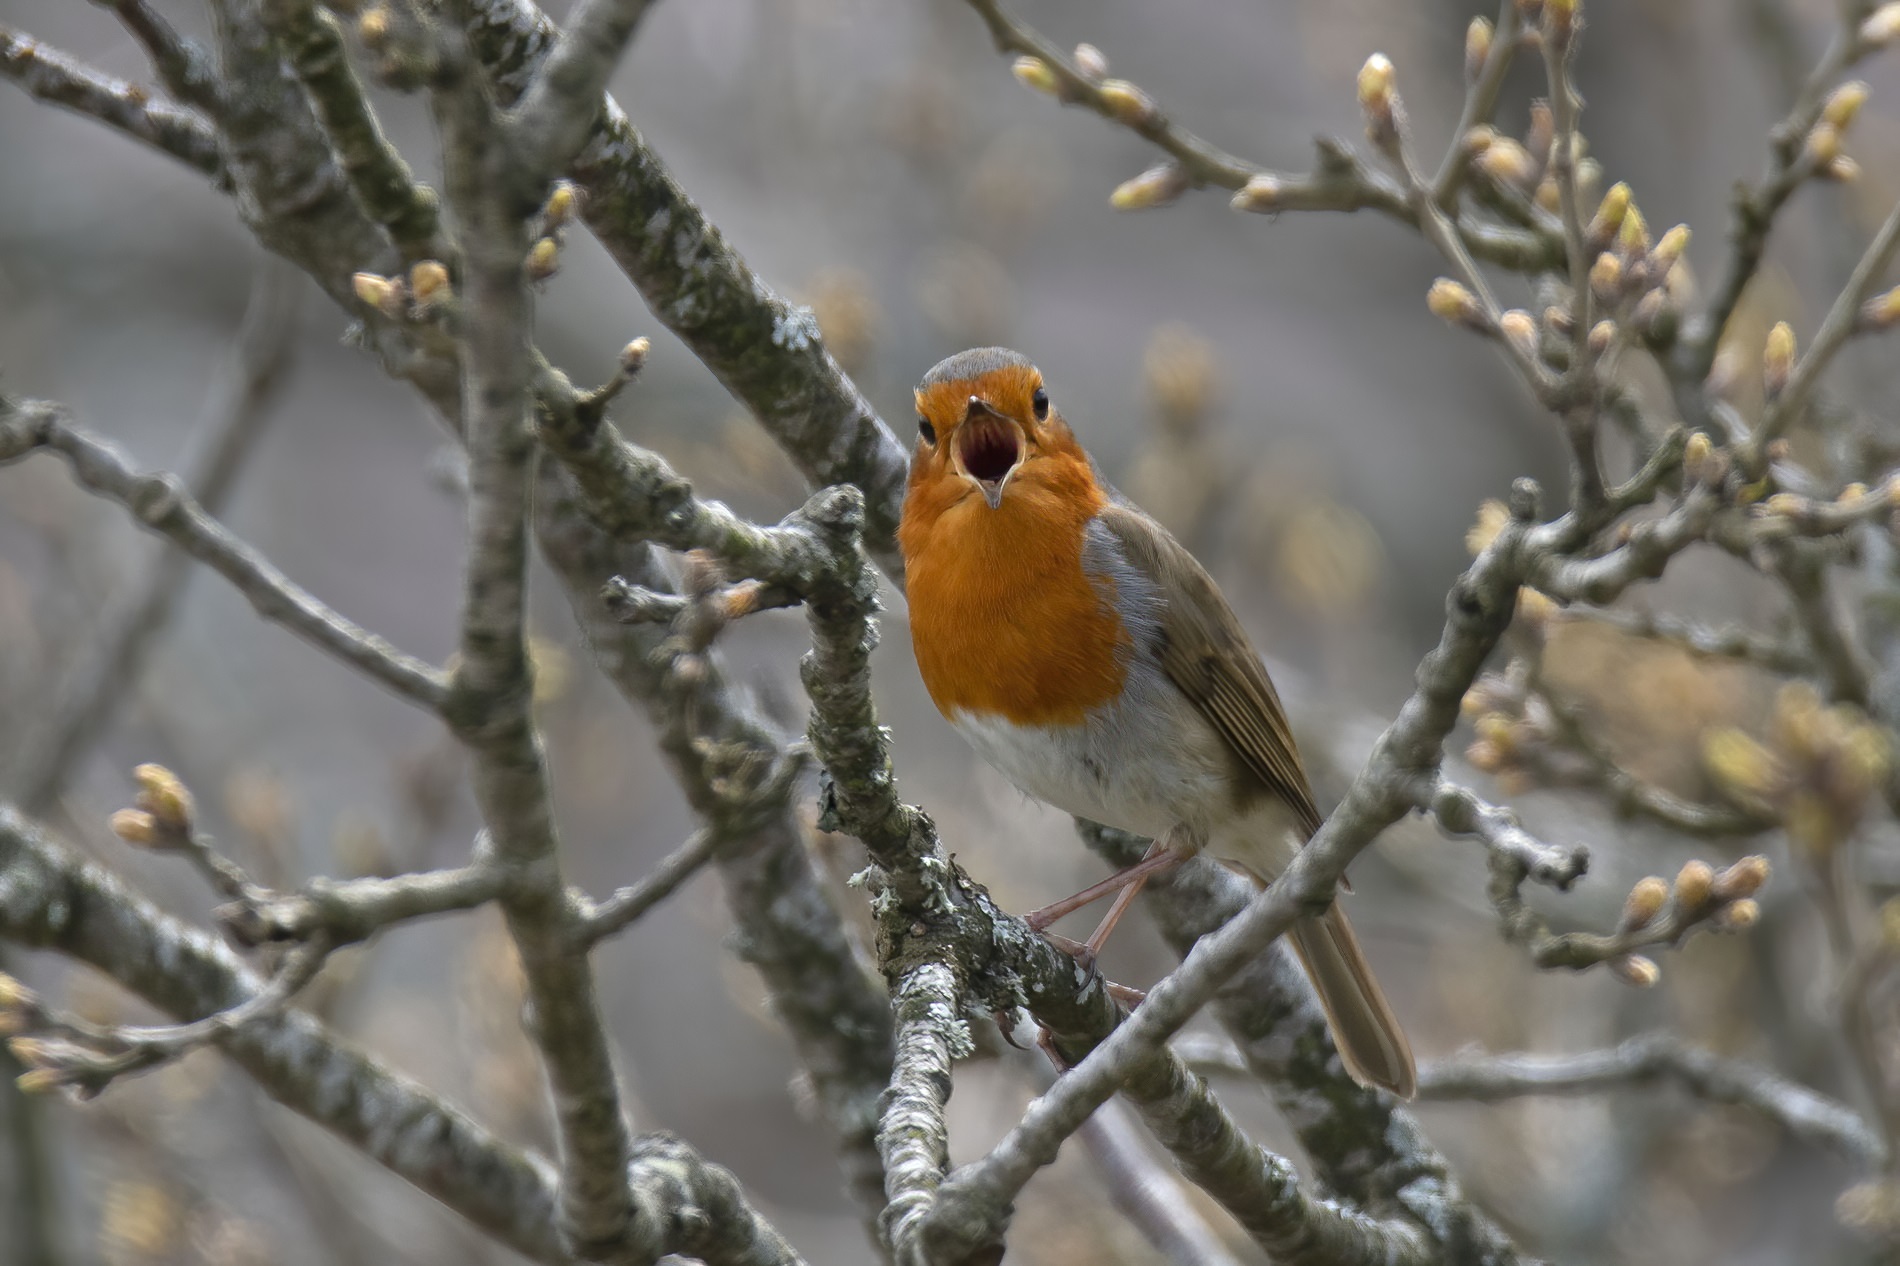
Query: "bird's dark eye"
918 418 937 445
1032 387 1049 421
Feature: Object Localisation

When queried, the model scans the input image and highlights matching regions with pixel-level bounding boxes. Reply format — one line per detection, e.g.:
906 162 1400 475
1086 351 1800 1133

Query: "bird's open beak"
954 397 1024 510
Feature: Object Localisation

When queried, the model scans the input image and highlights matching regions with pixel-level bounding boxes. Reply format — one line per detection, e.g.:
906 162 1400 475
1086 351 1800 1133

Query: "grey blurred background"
2 0 1896 1261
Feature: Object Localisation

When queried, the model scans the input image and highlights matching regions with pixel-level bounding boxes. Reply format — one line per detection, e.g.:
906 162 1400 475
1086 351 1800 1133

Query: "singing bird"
897 347 1415 1098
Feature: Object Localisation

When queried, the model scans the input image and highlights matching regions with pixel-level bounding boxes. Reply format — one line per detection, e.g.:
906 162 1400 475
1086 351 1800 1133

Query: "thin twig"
1754 197 1900 453
574 830 722 945
11 263 300 811
1418 1034 1884 1166
0 399 449 712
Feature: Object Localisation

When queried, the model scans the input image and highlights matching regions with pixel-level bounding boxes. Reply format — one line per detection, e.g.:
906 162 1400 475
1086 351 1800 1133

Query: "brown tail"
1288 904 1416 1099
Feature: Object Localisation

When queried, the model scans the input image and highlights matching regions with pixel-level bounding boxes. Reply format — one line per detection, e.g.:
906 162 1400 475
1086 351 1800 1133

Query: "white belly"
948 663 1304 880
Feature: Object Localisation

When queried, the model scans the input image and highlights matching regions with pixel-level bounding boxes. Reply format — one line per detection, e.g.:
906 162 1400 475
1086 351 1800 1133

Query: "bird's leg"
1023 842 1180 931
1077 870 1152 964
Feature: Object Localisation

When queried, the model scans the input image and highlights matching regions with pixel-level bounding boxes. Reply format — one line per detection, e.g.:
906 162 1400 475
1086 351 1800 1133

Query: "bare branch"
433 34 641 1256
9 936 334 1096
1418 1034 1884 1166
573 830 722 945
218 854 505 949
1555 604 1811 673
1754 197 1900 454
0 24 224 180
1078 825 1531 1261
1682 13 1880 389
0 398 450 712
1420 776 1591 893
533 473 896 1245
9 263 299 811
960 0 1562 272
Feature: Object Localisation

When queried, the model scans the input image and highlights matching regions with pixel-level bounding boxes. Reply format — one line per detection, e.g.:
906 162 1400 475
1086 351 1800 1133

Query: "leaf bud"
358 5 391 49
1673 859 1715 913
1586 181 1630 249
132 763 193 831
1109 162 1190 211
1648 224 1690 277
1763 321 1795 398
1804 122 1841 168
109 809 158 848
1357 54 1400 151
1620 876 1668 931
1712 855 1770 901
1822 81 1868 132
1098 79 1157 126
1465 17 1494 81
1863 285 1900 330
408 259 450 308
1011 56 1060 96
1498 308 1539 359
1609 954 1661 987
1230 173 1282 213
543 180 578 228
1476 137 1538 190
1589 251 1623 302
619 336 651 375
1860 3 1900 46
1428 278 1487 330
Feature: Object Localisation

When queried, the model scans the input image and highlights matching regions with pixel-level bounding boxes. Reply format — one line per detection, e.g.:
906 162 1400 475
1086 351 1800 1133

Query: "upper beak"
955 397 1025 510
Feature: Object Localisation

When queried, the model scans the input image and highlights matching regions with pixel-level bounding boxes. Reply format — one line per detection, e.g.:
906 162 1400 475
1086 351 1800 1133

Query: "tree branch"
1418 1034 1884 1166
0 397 450 712
0 24 225 180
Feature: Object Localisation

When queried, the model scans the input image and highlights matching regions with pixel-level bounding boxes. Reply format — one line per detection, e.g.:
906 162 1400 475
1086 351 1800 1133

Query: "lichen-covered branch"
0 397 450 712
508 0 657 180
878 960 965 1254
0 24 226 180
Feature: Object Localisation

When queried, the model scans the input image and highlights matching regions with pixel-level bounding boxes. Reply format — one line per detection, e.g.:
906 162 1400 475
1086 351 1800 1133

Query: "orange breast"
901 467 1127 726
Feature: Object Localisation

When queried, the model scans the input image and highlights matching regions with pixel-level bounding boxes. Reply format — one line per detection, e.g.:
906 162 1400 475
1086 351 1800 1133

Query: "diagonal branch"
0 397 449 712
0 23 225 180
8 263 299 811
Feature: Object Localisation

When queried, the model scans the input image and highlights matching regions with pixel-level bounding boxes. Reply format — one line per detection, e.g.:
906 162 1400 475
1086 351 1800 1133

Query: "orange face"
904 356 1094 519
899 350 1126 725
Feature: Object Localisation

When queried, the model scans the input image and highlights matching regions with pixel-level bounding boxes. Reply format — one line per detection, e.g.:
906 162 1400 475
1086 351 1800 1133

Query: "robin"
897 346 1416 1098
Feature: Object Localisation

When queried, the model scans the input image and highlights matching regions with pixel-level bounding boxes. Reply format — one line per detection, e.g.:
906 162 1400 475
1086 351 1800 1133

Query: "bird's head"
905 347 1090 514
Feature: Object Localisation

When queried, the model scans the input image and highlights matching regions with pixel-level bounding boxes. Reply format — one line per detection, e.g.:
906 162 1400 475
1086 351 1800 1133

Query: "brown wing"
1094 502 1324 839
